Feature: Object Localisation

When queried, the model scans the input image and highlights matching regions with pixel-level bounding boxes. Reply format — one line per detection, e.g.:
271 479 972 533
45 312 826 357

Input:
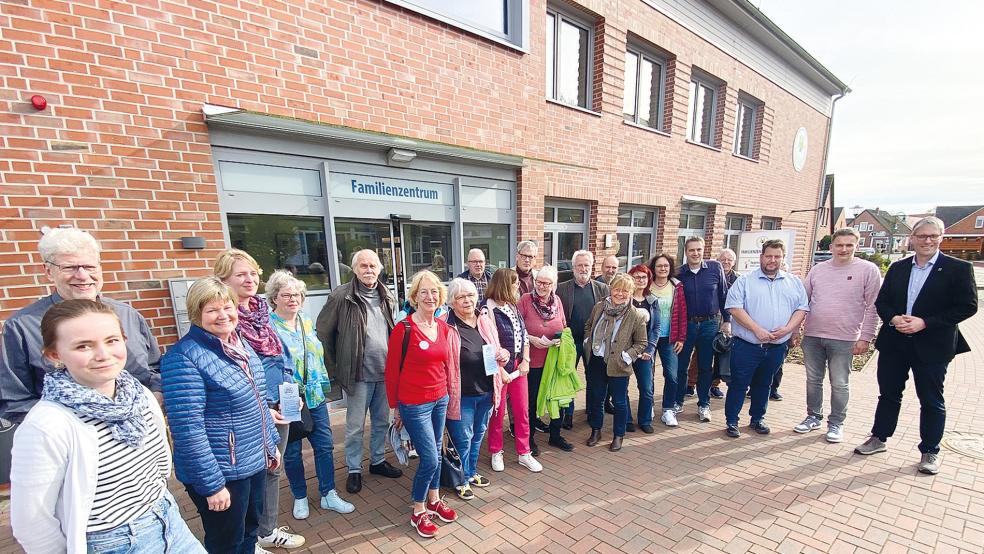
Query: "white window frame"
545 6 595 110
382 0 529 51
616 206 658 271
687 72 720 147
761 217 780 231
623 46 666 131
677 203 708 262
543 200 588 271
975 216 984 229
723 214 746 252
734 95 760 159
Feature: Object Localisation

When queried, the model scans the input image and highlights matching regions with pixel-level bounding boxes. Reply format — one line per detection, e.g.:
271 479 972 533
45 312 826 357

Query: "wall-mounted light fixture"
387 148 417 165
180 236 206 249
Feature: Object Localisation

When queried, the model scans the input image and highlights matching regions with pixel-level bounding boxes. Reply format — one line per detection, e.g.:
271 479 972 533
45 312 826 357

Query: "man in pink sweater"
793 228 881 443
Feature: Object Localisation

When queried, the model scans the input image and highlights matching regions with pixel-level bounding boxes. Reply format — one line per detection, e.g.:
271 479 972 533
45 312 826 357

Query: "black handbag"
287 337 314 443
439 431 465 489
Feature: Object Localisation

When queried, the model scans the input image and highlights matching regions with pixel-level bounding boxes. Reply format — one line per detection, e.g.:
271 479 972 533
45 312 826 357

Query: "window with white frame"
761 217 780 230
383 0 527 49
723 214 746 252
616 206 657 270
687 72 720 147
976 216 983 229
623 46 666 130
677 204 708 262
734 94 761 158
546 7 593 109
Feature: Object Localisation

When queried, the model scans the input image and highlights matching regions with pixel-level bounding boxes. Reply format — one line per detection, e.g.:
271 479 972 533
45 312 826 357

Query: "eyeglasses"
631 275 648 281
534 280 553 287
517 253 535 261
912 234 941 242
278 293 303 300
45 260 101 275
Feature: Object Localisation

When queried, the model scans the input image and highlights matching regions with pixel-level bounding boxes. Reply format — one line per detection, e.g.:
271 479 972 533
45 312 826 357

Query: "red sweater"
385 318 452 408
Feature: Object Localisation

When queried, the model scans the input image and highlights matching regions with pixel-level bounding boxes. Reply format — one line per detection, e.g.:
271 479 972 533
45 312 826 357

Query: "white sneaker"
491 451 504 472
292 498 309 520
257 526 306 549
661 409 678 427
697 405 711 423
517 453 543 472
794 415 822 433
321 489 355 514
826 424 844 443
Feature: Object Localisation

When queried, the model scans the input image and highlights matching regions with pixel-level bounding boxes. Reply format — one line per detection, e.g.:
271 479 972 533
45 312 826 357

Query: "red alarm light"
30 95 47 110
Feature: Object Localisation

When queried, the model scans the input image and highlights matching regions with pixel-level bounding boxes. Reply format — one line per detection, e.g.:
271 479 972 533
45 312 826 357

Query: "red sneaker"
425 497 458 522
410 510 439 538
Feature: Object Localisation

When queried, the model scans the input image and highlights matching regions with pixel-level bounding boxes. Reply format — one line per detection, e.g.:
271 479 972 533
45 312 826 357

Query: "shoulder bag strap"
399 319 412 373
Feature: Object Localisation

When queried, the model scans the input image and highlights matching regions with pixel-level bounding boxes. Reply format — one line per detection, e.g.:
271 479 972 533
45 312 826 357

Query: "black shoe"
686 386 696 397
345 472 362 494
548 437 574 452
530 440 540 457
533 419 550 433
710 387 724 399
625 422 636 433
726 425 741 438
770 391 783 401
640 424 655 434
587 429 602 447
562 413 574 430
604 403 615 415
609 436 623 452
369 460 403 478
750 421 771 435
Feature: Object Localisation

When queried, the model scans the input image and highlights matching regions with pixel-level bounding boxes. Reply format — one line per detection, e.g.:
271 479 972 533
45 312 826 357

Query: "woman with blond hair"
384 270 460 539
213 249 302 551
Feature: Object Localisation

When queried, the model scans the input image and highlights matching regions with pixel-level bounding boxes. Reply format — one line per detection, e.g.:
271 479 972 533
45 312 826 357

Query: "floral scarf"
590 297 632 361
531 291 560 322
271 312 332 408
237 296 284 357
42 369 148 448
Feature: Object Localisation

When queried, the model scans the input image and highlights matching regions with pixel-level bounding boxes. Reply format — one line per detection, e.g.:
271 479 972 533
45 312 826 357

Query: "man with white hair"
317 249 403 494
0 227 161 423
854 217 977 474
458 248 494 303
556 250 610 428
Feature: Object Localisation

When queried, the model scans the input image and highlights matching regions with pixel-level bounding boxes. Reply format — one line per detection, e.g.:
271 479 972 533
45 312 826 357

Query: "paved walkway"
3 310 984 553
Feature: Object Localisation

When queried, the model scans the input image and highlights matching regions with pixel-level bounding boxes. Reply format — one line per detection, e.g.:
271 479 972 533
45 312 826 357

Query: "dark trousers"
724 339 787 426
585 355 608 430
871 343 949 454
772 365 783 392
563 340 586 421
528 365 563 441
186 468 265 554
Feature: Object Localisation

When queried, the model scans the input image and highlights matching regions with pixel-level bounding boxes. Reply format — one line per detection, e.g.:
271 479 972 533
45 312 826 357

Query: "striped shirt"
80 407 170 532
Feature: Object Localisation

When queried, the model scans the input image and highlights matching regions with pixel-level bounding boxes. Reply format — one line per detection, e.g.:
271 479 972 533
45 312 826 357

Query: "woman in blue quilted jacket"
162 277 281 554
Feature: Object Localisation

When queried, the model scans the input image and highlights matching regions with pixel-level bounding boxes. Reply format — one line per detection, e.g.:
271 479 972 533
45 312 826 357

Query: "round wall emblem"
792 127 808 172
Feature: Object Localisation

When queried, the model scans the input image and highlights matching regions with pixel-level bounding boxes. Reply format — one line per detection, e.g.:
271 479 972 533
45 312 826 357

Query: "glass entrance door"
333 220 398 296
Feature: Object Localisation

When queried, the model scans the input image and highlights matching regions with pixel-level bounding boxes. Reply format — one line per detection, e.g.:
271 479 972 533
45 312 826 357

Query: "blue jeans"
185 468 265 554
344 380 390 472
677 319 719 408
607 375 630 437
724 339 788 426
626 357 654 427
284 402 336 499
446 393 493 480
87 491 205 554
399 395 449 502
656 337 679 409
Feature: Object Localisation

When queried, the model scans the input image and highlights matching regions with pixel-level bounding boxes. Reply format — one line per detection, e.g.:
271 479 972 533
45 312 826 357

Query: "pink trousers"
487 374 531 455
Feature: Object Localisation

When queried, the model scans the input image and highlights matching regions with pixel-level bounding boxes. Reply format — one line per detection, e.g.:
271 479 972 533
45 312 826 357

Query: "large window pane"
557 207 584 223
220 162 322 196
558 232 583 269
463 223 510 272
406 0 507 34
736 101 756 157
558 19 589 108
618 208 632 228
543 232 554 266
403 223 453 282
622 51 638 120
638 57 655 128
699 84 714 144
631 233 652 269
228 214 330 293
616 232 630 269
334 220 396 290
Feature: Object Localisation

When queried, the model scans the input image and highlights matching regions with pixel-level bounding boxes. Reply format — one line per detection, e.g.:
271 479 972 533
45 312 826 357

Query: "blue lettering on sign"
350 179 439 200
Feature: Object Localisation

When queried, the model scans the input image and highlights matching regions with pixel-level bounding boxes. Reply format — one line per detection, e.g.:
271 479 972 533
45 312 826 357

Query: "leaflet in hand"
482 344 499 376
279 382 302 422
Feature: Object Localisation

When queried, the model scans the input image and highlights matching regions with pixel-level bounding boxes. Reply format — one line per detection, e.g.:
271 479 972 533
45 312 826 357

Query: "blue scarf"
42 369 148 448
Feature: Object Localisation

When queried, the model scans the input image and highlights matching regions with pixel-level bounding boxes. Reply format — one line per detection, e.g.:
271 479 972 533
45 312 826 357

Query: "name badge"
419 340 430 350
279 382 302 422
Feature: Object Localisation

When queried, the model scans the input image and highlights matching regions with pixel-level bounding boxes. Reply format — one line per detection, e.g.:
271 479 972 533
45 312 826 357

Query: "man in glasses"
514 240 538 296
0 227 162 422
458 248 494 304
854 216 977 474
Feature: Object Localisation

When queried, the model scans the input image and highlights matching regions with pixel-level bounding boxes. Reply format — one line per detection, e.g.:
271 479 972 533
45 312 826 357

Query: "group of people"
2 214 976 550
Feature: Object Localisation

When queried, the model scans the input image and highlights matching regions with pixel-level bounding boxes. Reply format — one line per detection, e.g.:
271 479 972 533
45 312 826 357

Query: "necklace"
652 280 670 289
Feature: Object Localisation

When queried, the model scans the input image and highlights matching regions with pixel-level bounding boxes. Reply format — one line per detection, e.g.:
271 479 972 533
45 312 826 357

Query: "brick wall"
1 0 833 346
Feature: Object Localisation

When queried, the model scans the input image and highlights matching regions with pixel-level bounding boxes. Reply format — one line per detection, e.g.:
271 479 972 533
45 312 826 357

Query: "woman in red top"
384 270 460 539
517 265 573 453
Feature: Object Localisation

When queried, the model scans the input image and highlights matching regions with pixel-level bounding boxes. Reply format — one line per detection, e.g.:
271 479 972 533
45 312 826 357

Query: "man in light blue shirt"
723 239 809 438
906 249 939 315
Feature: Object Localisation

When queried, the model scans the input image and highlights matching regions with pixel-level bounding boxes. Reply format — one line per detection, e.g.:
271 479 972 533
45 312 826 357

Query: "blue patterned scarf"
42 369 148 448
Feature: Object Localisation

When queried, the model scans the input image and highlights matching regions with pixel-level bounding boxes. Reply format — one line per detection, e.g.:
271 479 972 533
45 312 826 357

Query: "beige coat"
584 302 649 377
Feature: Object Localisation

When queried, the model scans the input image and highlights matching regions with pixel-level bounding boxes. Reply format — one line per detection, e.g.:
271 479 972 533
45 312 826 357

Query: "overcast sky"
756 0 984 216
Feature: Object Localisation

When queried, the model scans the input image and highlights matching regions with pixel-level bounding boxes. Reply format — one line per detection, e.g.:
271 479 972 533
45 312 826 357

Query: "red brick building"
941 206 984 260
851 209 910 254
1 0 847 360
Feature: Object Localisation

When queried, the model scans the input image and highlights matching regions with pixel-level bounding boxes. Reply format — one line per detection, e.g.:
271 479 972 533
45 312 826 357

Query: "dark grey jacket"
556 278 610 324
316 280 396 394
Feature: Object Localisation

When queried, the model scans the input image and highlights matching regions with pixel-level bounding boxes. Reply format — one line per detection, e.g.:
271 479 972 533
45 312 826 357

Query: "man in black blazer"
556 250 610 428
854 216 978 474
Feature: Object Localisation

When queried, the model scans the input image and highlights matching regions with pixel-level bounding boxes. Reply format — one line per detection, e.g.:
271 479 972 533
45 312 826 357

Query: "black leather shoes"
770 391 783 401
586 429 602 447
726 425 741 438
369 460 403 478
625 422 636 432
609 436 623 452
346 472 362 493
548 437 574 452
750 421 771 435
640 424 655 434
